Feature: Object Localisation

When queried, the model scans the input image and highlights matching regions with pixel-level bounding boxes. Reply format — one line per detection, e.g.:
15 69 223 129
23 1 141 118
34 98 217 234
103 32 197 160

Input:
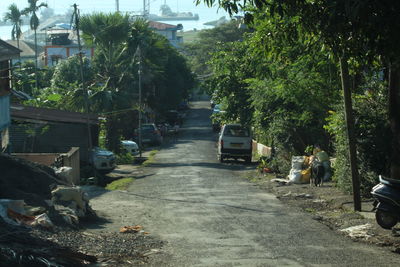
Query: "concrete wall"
61 147 80 185
13 152 59 166
13 147 80 185
252 140 272 157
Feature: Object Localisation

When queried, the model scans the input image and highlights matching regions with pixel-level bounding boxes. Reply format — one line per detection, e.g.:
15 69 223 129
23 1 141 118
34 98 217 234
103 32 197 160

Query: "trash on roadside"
295 193 313 199
54 166 74 185
288 156 306 183
7 208 35 225
340 223 373 239
271 178 291 185
120 225 143 233
0 199 54 228
0 199 26 225
51 185 95 225
281 191 292 197
30 213 54 229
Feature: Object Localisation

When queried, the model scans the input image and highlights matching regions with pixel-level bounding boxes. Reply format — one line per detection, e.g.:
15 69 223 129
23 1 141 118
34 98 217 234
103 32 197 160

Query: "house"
9 105 99 163
0 39 21 152
5 40 42 66
44 24 94 67
148 21 183 48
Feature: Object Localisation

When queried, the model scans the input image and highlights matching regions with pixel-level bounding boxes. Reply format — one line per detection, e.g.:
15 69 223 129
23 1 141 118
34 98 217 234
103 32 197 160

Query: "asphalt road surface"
89 101 399 266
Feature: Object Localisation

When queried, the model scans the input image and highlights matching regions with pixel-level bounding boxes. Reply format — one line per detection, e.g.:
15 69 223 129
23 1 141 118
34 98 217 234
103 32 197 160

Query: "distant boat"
148 2 199 21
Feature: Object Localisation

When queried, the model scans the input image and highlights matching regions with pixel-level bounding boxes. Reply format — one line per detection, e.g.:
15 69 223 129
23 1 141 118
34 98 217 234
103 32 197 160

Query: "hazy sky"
1 0 224 17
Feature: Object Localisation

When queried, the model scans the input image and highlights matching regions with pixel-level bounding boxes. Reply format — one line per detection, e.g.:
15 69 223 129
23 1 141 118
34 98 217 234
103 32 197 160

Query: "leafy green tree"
184 20 250 82
198 0 400 209
51 55 93 89
80 15 195 151
23 0 48 91
12 60 53 97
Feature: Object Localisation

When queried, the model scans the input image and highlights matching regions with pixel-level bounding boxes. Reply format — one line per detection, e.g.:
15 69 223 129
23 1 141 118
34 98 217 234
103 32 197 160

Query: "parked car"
133 123 163 146
217 124 252 163
121 140 139 155
90 147 116 173
212 104 222 114
165 110 183 125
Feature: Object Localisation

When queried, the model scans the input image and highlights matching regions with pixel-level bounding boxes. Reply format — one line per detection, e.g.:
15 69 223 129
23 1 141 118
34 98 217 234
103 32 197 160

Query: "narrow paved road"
90 101 399 266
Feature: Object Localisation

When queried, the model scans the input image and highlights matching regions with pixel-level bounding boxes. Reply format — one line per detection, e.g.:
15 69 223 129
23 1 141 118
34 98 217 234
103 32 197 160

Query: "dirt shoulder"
247 171 400 253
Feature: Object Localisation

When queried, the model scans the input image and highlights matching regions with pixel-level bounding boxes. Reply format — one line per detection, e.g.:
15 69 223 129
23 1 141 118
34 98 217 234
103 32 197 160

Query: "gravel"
31 227 164 266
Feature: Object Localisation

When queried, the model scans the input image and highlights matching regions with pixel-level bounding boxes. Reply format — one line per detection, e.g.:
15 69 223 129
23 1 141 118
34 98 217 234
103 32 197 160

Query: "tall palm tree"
4 4 23 66
23 0 48 92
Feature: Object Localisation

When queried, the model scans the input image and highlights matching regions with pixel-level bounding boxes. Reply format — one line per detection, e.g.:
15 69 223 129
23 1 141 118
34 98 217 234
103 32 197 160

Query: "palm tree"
23 0 48 92
4 4 23 65
4 4 23 47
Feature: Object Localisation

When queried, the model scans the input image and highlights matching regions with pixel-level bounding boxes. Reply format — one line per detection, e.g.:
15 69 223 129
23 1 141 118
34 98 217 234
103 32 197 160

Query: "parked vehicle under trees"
196 0 400 209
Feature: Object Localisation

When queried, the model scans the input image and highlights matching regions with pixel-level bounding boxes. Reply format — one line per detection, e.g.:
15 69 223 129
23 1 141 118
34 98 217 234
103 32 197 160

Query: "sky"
1 0 226 18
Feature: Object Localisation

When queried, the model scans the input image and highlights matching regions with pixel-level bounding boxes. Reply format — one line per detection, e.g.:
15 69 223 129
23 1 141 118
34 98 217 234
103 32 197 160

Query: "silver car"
121 140 139 155
217 124 252 163
91 147 116 173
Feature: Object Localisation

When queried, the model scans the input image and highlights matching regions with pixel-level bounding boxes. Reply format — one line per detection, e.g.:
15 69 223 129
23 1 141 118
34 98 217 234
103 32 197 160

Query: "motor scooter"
371 175 400 229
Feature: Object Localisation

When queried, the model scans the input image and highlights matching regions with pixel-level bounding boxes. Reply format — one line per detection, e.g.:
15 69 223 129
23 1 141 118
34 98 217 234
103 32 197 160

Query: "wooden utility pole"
340 55 361 211
73 3 93 161
137 46 143 158
115 0 120 12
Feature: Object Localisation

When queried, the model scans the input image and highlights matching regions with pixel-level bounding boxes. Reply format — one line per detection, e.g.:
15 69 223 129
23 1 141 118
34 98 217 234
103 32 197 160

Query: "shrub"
116 152 134 165
325 74 391 197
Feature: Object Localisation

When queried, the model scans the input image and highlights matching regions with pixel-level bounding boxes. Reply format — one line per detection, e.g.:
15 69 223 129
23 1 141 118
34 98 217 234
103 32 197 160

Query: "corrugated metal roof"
11 104 98 125
0 39 21 61
149 21 179 30
5 40 37 58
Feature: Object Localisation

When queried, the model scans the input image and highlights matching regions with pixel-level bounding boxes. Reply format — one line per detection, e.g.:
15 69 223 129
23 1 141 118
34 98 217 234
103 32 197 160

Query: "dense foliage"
12 14 195 152
191 1 398 195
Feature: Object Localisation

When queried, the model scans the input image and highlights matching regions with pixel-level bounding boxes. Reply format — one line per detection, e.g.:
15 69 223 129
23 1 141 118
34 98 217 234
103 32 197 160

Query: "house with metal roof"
9 104 99 162
0 39 21 152
5 40 42 65
148 21 183 48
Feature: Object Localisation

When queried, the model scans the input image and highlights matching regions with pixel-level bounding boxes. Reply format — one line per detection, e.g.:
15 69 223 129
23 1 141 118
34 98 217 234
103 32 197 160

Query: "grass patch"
178 30 200 43
305 208 317 213
105 177 134 190
142 150 158 167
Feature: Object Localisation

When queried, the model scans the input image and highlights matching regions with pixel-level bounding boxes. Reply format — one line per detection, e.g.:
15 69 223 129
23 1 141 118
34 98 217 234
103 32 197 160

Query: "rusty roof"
0 39 21 61
148 21 179 30
11 104 98 125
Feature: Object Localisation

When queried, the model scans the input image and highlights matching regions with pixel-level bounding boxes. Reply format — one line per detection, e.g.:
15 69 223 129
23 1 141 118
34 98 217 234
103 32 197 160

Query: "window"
224 125 250 137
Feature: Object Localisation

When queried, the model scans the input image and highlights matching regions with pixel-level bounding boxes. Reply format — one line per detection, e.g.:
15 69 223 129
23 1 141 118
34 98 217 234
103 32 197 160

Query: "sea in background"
1 0 229 40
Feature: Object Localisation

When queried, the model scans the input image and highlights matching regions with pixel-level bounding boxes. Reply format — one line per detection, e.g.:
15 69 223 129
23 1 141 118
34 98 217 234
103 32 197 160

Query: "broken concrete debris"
340 223 373 240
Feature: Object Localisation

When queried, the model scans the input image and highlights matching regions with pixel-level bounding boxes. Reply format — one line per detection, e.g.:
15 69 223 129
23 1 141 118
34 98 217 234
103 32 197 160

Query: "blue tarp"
0 94 10 131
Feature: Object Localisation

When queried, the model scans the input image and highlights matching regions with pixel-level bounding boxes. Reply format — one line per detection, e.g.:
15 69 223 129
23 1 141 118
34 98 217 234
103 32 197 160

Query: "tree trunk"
17 36 21 69
34 28 38 92
106 116 121 153
339 56 361 211
388 64 400 179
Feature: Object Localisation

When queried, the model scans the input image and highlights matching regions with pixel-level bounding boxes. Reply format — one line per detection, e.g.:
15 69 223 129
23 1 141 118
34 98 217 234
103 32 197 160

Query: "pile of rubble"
0 153 97 265
0 153 95 227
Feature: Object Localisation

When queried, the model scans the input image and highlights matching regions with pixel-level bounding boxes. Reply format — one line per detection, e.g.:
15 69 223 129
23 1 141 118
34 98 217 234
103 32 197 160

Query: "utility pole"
137 45 143 158
115 0 119 12
340 55 361 211
143 0 150 18
73 3 93 161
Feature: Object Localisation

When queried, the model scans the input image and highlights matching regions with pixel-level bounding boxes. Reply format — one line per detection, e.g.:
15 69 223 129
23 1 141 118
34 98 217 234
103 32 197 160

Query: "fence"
61 147 80 185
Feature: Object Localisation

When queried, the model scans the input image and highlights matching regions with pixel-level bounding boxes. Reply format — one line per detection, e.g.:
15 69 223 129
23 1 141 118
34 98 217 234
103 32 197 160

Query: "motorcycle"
371 175 400 229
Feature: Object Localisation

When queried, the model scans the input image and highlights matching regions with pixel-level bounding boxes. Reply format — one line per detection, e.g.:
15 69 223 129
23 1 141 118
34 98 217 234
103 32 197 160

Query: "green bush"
116 152 134 165
325 74 391 197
